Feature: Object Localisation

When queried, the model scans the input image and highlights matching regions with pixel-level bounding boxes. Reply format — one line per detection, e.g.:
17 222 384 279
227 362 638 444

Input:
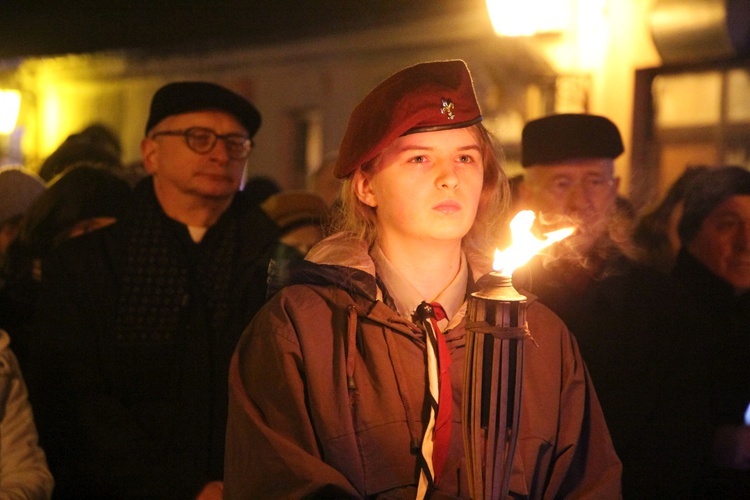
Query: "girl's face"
354 127 484 248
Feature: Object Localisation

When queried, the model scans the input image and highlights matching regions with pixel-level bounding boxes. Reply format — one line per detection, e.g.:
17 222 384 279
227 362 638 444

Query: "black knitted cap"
144 81 261 137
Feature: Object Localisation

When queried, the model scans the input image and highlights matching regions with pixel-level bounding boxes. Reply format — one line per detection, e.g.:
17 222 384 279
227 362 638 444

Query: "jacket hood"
269 231 540 310
267 232 379 301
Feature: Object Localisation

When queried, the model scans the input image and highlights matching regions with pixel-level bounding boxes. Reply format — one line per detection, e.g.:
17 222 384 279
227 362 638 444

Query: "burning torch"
463 211 573 499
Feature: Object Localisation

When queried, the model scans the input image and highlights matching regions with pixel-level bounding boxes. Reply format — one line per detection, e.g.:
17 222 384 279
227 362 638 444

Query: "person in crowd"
261 189 329 298
31 81 280 499
516 114 634 263
8 163 132 277
0 328 54 499
118 159 149 187
668 165 750 497
0 163 132 369
243 175 281 205
76 123 122 160
0 166 45 272
513 113 692 497
633 165 708 273
224 60 621 498
36 128 122 183
307 150 343 207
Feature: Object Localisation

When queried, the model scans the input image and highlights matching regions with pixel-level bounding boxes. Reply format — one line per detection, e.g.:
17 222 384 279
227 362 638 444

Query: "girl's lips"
434 200 461 213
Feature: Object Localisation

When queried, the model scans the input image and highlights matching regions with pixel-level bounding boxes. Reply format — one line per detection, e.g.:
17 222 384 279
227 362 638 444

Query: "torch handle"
464 293 527 499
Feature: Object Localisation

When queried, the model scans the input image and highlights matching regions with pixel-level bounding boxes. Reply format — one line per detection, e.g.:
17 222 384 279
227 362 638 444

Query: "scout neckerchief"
415 301 452 499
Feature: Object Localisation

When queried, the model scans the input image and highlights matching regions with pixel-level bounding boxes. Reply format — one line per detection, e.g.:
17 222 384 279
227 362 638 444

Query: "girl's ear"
353 169 377 208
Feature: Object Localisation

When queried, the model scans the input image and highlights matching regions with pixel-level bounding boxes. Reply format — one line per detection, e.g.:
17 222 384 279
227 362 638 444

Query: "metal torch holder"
463 272 529 499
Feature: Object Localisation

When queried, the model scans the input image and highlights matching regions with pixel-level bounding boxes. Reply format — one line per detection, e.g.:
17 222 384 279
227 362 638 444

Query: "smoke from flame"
493 210 574 276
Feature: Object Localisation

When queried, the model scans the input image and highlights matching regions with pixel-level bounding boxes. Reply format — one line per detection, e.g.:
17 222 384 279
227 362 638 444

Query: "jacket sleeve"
546 321 623 498
0 344 54 500
223 294 361 499
29 239 208 498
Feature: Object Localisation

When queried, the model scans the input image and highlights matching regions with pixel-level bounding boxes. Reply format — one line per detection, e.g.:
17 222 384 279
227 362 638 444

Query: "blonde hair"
330 123 509 270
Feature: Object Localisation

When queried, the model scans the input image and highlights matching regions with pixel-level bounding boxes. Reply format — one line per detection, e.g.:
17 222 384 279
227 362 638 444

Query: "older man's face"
142 110 249 205
522 158 619 244
688 195 750 294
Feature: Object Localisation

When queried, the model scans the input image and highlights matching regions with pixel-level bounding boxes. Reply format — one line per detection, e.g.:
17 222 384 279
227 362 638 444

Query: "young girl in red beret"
224 60 621 498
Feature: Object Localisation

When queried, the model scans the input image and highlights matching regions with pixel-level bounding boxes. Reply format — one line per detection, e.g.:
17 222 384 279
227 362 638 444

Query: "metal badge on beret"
441 98 456 120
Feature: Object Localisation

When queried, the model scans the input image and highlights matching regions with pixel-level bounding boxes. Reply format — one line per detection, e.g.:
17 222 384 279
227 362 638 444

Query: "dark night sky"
1 1 486 59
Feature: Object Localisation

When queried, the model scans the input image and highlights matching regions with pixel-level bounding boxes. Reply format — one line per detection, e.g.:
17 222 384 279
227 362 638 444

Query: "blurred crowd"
0 73 747 499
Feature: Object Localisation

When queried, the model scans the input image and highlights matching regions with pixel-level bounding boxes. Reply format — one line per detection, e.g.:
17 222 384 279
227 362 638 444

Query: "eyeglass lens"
186 128 251 159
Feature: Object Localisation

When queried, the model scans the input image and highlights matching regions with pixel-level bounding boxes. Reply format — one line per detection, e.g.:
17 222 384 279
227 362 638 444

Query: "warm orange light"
493 210 574 276
485 0 572 37
0 90 21 134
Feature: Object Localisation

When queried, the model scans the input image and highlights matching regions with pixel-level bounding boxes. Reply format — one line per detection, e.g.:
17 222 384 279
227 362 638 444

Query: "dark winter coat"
514 247 712 498
670 249 750 498
30 178 279 498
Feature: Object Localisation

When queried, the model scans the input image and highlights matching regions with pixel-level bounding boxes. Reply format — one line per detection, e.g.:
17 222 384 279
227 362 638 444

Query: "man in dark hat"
513 114 698 498
518 113 625 257
669 166 750 497
31 82 279 499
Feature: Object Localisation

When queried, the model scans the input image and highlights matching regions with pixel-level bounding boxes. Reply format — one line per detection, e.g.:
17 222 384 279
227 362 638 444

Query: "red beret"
521 114 623 167
334 60 482 178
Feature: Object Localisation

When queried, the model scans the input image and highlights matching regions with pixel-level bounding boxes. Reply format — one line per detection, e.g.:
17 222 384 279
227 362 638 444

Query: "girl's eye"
410 155 427 163
458 154 474 163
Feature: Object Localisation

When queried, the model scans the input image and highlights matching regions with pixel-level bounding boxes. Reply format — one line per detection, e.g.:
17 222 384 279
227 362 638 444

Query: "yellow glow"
0 90 22 134
40 88 64 155
485 0 571 36
493 210 574 276
572 0 608 71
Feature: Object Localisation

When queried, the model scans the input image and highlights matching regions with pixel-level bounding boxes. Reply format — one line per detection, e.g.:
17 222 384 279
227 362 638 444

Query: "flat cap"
678 166 750 244
145 81 261 137
261 190 328 233
334 60 482 178
521 113 623 167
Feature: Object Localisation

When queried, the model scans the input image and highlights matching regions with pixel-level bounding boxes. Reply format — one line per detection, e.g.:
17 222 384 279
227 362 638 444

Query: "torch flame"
493 210 574 276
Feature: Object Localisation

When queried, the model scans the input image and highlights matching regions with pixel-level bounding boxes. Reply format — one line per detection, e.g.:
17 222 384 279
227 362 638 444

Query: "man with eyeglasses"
513 114 695 498
517 113 623 256
31 82 280 499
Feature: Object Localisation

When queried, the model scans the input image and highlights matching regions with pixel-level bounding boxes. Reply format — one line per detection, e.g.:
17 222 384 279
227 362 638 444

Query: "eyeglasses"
544 175 614 197
150 127 253 159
